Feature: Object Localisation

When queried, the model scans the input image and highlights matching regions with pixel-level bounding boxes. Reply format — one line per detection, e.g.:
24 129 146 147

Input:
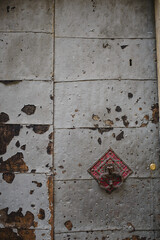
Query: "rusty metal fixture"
88 148 133 193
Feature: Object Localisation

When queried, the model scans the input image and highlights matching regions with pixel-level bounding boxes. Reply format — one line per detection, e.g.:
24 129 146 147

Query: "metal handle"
98 163 123 192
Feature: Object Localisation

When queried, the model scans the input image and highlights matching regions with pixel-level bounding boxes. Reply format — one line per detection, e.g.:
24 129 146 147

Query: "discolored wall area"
0 0 159 240
0 0 54 239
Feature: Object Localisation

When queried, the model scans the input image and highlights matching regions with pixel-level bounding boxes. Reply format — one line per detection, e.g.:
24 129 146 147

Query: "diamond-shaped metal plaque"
88 148 133 193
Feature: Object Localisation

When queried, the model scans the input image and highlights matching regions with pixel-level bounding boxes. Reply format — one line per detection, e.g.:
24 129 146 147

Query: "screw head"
150 163 156 171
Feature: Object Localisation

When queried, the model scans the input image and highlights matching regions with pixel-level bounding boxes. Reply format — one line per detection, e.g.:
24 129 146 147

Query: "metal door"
54 0 160 239
0 0 159 240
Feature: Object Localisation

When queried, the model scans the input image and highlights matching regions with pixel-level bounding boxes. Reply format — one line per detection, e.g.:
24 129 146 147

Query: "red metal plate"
88 148 133 193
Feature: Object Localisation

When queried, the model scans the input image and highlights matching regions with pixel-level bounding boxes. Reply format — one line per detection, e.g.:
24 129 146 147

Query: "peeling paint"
32 181 42 187
0 152 28 173
121 115 129 127
29 125 50 134
64 220 73 230
0 112 9 123
116 131 124 141
0 208 37 228
92 114 100 121
38 209 45 220
104 119 114 126
21 105 36 115
2 172 15 183
0 125 21 155
0 228 36 240
151 103 159 124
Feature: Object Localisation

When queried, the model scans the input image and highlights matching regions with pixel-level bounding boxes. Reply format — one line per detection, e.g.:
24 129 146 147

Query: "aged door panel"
54 0 159 239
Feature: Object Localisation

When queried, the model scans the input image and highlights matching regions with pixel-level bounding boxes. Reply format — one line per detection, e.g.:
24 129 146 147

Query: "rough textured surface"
0 0 53 32
54 179 152 232
0 81 53 124
0 0 159 239
55 39 156 81
54 126 159 180
55 0 155 38
55 231 155 240
55 80 158 128
0 124 53 173
0 33 53 80
0 174 52 230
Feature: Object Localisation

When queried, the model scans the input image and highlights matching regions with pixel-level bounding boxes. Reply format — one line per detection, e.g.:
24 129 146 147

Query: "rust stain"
140 123 148 127
121 115 129 127
47 141 53 155
2 172 15 183
151 103 159 124
89 126 113 134
104 119 114 126
92 114 100 121
0 112 9 123
0 228 36 240
64 220 73 230
0 124 21 155
0 228 22 240
144 115 149 120
47 132 53 155
47 175 54 239
38 208 45 220
127 222 135 233
49 132 54 140
18 229 36 240
0 208 37 228
32 181 42 187
21 105 36 115
0 152 28 173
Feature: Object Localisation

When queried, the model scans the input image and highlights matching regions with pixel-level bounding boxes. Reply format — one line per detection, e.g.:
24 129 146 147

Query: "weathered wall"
54 0 159 239
0 0 159 240
0 0 54 239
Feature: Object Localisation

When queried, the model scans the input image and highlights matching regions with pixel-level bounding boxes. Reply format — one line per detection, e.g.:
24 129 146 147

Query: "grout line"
0 125 158 129
54 79 157 83
0 79 157 82
55 36 156 40
54 229 156 234
1 173 160 180
0 31 155 39
0 30 52 34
